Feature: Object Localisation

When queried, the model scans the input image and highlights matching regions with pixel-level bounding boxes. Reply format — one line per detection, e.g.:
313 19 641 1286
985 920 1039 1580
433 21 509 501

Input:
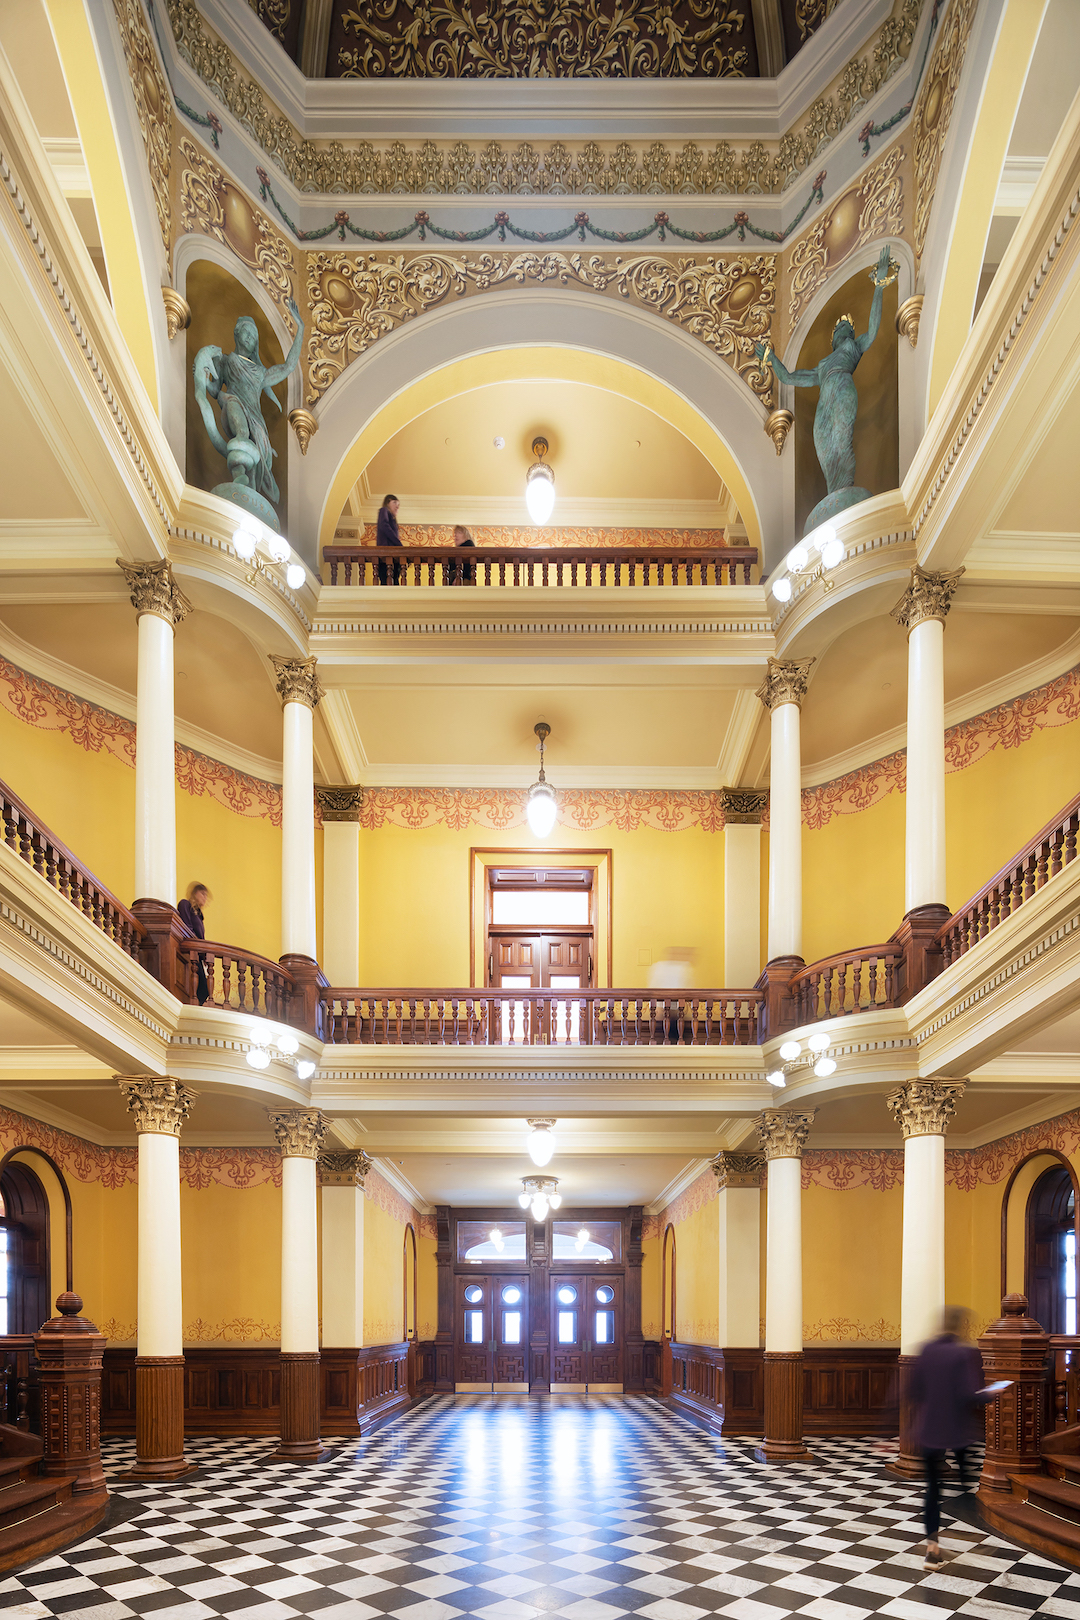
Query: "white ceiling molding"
319 689 369 783
716 689 763 785
371 1155 435 1215
645 1156 713 1216
995 156 1047 216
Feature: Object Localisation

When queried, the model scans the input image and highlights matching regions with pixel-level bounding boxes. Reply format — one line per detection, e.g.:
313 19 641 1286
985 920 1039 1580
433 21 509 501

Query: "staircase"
979 1425 1080 1570
0 1424 107 1572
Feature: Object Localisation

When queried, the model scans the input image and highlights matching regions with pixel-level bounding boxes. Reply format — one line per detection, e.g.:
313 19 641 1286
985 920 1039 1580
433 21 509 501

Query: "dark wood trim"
665 1344 899 1439
999 1148 1080 1306
469 847 614 988
404 1223 418 1343
0 1148 73 1294
117 1357 197 1480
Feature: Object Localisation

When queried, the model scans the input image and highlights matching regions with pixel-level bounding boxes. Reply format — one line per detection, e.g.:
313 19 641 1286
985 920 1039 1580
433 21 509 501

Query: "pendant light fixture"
526 1117 557 1166
526 721 558 838
525 436 555 525
518 1174 562 1221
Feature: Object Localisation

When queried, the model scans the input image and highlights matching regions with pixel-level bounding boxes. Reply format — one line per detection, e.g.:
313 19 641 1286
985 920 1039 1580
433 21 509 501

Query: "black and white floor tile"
1 1396 1077 1620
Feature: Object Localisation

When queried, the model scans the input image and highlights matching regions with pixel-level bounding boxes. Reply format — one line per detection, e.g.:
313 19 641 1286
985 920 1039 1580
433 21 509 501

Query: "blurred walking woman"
376 493 402 584
452 524 476 585
178 882 212 1004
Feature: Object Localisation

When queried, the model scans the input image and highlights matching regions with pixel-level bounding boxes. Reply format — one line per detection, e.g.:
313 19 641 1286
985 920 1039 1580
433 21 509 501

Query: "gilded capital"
270 655 324 710
319 1150 372 1187
891 564 965 633
316 786 364 823
117 560 192 629
712 1150 765 1189
269 1108 328 1159
719 788 768 826
758 1109 815 1160
887 1079 966 1138
755 656 815 713
118 1077 197 1136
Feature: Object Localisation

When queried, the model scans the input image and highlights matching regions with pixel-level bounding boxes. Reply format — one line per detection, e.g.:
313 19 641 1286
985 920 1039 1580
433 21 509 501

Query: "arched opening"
1027 1165 1079 1334
403 1222 418 1343
0 1161 51 1336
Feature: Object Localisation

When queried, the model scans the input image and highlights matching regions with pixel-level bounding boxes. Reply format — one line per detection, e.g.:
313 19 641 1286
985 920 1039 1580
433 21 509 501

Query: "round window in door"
502 1285 522 1304
595 1285 615 1303
557 1285 578 1304
464 1285 483 1303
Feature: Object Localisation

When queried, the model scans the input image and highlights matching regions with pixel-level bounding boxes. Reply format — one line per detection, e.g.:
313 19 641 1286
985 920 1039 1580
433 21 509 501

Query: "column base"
755 1352 814 1464
117 1357 198 1480
269 1351 327 1463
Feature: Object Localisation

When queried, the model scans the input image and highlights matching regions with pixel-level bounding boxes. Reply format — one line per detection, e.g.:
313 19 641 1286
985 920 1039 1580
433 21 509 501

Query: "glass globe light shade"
821 536 846 568
267 535 291 564
233 529 257 560
771 576 792 602
526 781 558 838
548 1192 562 1208
525 463 555 525
296 1060 315 1080
286 563 305 590
518 1191 531 1209
807 1032 831 1052
275 1032 299 1055
779 1040 801 1061
766 1070 787 1087
246 1046 271 1070
812 523 837 554
531 1195 549 1221
527 1123 556 1166
814 1056 837 1077
576 1227 590 1250
788 544 810 572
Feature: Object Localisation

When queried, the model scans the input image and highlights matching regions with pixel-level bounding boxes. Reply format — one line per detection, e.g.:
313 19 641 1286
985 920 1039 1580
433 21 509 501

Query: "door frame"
469 848 613 987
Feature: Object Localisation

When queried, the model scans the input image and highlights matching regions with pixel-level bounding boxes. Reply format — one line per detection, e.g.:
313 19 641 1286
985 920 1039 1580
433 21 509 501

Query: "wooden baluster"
1037 835 1051 891
1050 827 1064 878
556 558 564 586
1067 812 1079 869
2 798 15 849
600 558 608 586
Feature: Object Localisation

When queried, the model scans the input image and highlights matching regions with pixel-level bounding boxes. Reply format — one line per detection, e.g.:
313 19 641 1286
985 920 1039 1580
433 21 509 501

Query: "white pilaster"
714 1152 763 1346
271 658 323 962
756 660 813 964
318 793 363 985
720 792 766 985
319 1151 370 1348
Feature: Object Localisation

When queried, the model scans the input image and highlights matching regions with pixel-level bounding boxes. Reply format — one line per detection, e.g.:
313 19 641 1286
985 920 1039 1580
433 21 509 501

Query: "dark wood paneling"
666 1345 898 1438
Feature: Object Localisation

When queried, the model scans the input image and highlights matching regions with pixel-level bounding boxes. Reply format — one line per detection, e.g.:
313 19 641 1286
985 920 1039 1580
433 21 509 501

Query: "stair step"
1020 1476 1080 1527
0 1491 108 1575
981 1491 1080 1570
0 1479 69 1531
1046 1455 1080 1484
0 1457 39 1489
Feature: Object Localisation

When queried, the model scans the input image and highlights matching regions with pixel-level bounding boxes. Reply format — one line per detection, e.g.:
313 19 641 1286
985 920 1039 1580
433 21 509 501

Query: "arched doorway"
1027 1165 1078 1333
0 1161 51 1335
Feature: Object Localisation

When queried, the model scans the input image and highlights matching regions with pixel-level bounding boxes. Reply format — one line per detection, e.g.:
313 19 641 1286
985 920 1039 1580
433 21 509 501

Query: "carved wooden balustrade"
788 944 906 1025
0 1338 39 1433
178 940 295 1022
320 988 764 1045
1 781 143 958
1049 1336 1080 1431
938 790 1080 967
324 545 757 587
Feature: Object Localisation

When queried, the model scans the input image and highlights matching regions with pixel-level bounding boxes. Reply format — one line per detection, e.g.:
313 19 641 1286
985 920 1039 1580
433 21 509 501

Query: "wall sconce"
232 513 307 591
770 522 847 604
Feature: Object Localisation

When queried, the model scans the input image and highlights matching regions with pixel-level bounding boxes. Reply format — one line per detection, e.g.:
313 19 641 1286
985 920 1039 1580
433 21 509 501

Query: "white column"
119 1079 195 1357
269 1109 328 1462
888 1080 966 1354
120 563 190 904
271 658 323 961
892 566 964 914
756 658 814 963
320 1151 369 1347
715 1153 762 1347
721 794 765 985
318 794 362 985
756 1109 815 1463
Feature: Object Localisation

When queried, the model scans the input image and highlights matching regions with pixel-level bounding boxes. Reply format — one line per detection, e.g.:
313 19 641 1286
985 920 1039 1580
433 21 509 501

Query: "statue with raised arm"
192 298 304 533
755 244 898 535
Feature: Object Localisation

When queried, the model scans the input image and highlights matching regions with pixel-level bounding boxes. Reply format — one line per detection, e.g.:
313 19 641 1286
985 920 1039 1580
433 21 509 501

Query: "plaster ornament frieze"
157 0 922 196
890 563 964 633
313 619 773 636
318 1149 372 1186
111 0 172 253
758 1109 816 1159
786 145 906 331
755 655 816 712
179 137 297 323
117 560 193 628
886 1078 966 1137
312 1068 767 1084
118 1076 197 1136
912 0 979 264
711 1150 765 1187
270 654 324 710
314 786 364 822
718 788 769 825
269 1108 328 1158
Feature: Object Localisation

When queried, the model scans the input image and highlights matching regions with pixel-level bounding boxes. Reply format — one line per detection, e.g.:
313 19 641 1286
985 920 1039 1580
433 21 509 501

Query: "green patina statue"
756 244 897 536
193 298 304 533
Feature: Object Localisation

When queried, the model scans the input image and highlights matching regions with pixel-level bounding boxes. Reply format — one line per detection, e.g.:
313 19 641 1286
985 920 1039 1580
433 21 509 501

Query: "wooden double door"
455 1273 530 1391
454 1270 624 1392
551 1272 623 1390
489 933 591 987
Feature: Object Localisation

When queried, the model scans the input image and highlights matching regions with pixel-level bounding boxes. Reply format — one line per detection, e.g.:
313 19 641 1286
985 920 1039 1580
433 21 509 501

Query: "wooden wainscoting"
102 1346 414 1438
666 1345 899 1437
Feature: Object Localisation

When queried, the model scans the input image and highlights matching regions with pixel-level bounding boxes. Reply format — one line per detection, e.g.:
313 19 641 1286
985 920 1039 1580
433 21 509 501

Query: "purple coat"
909 1334 991 1450
177 898 205 939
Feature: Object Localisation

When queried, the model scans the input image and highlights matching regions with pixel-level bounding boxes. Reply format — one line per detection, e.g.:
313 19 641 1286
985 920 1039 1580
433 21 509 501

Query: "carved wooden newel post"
756 1109 815 1463
34 1292 107 1497
978 1294 1050 1495
887 1079 966 1478
270 1108 328 1462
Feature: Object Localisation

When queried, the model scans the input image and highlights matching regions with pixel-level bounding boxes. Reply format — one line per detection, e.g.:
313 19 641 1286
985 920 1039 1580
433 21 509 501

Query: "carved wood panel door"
550 1273 624 1391
454 1274 530 1391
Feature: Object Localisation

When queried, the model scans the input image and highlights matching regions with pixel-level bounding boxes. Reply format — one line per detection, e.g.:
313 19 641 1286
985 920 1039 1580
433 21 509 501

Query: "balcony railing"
320 989 764 1045
789 944 906 1024
179 940 294 1021
323 545 757 588
937 791 1080 967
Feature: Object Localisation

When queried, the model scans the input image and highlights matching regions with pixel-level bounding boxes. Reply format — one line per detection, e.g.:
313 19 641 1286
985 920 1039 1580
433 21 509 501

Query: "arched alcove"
0 1160 51 1335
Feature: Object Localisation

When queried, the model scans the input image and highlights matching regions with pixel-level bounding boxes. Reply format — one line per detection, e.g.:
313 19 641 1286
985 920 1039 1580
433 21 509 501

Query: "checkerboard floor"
1 1396 1076 1620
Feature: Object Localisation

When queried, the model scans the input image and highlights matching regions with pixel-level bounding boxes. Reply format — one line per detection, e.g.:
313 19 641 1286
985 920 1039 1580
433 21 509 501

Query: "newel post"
978 1293 1050 1495
34 1292 107 1495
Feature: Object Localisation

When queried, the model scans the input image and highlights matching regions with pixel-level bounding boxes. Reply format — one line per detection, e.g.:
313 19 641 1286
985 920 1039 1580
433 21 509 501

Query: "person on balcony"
178 882 211 1005
451 524 476 586
376 493 403 585
649 946 696 1042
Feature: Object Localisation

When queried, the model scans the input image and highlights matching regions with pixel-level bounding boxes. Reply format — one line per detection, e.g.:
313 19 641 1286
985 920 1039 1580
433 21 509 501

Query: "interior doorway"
486 867 595 990
1027 1165 1078 1333
550 1272 623 1391
454 1272 530 1392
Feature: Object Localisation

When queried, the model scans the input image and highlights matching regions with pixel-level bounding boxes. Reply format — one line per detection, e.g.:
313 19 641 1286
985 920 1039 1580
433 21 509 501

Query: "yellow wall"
417 1232 438 1340
674 1197 719 1343
181 1182 281 1344
802 1183 903 1342
176 791 282 964
364 1196 406 1344
641 1231 661 1340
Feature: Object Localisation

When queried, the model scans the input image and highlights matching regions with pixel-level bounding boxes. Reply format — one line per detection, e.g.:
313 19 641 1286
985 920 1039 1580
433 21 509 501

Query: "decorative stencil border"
358 786 727 833
0 657 282 825
804 1317 900 1343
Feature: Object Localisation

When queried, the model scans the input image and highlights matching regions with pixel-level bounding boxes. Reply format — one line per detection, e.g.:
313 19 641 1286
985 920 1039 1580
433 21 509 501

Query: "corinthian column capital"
315 786 364 823
270 1109 328 1159
118 1077 197 1136
270 655 324 710
755 657 815 713
890 565 965 634
887 1079 966 1138
711 1150 765 1188
758 1110 815 1160
117 560 192 628
319 1150 372 1187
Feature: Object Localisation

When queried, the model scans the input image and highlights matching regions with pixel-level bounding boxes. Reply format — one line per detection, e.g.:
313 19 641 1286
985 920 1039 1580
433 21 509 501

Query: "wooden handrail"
0 778 143 958
320 987 764 1045
788 943 905 1023
178 938 294 1022
937 790 1080 966
323 545 757 587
